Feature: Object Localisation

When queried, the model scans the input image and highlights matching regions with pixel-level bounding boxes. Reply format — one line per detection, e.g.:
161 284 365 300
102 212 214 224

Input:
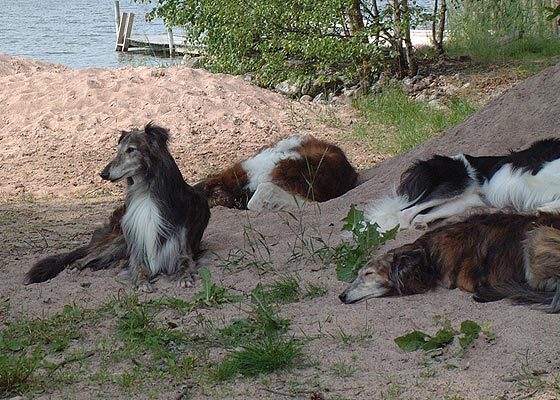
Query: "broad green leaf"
394 330 430 352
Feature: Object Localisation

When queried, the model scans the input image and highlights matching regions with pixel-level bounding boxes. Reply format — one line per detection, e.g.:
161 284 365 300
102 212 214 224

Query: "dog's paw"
137 281 154 293
176 272 195 288
413 221 428 231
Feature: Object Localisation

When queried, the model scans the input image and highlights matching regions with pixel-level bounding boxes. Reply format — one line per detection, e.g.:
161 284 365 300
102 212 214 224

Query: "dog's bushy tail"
474 282 560 313
25 246 91 284
363 193 413 232
26 204 127 284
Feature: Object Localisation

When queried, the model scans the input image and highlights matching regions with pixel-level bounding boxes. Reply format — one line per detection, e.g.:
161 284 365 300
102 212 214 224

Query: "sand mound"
0 53 354 199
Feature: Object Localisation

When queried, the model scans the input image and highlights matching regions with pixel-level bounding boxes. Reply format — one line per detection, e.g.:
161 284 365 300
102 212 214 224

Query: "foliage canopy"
137 0 424 86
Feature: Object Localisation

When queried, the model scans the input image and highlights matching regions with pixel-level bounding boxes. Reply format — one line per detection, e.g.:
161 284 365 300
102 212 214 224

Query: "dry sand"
1 53 560 399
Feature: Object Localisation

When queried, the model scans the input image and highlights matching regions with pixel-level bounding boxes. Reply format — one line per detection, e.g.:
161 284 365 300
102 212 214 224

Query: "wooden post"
115 12 134 51
123 13 135 51
167 26 175 57
116 12 128 51
114 0 121 39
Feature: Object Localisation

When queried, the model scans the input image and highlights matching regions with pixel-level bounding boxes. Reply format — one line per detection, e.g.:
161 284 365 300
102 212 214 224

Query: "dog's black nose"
100 168 110 181
338 293 347 303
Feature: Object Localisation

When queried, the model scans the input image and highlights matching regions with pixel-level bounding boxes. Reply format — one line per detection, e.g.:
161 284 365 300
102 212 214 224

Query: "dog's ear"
144 122 170 148
117 130 128 144
391 245 437 295
395 247 426 269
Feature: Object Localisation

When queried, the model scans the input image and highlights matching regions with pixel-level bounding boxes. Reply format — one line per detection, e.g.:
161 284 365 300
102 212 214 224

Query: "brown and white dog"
339 212 560 312
193 135 359 211
26 124 210 290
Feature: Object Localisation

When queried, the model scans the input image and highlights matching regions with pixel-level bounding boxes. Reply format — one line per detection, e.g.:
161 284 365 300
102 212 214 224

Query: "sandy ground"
1 53 560 399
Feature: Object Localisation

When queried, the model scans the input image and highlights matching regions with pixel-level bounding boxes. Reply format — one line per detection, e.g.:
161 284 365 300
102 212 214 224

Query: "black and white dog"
100 123 210 290
365 138 560 231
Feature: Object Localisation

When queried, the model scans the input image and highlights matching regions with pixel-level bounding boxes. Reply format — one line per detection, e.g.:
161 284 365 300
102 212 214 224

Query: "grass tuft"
213 336 303 381
352 86 478 155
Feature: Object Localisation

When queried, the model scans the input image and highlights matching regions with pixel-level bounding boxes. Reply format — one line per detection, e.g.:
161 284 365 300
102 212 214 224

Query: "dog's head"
192 164 251 209
339 243 432 304
100 123 170 183
338 251 395 304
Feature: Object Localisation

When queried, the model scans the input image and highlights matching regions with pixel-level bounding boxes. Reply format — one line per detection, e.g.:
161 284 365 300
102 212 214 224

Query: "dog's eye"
126 147 136 154
364 271 374 276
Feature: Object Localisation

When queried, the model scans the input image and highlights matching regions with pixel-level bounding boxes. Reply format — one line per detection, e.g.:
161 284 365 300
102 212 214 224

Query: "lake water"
0 1 433 70
0 0 184 69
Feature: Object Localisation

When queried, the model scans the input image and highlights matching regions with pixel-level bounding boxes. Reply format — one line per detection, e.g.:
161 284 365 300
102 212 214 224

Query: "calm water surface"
0 0 183 69
0 1 433 70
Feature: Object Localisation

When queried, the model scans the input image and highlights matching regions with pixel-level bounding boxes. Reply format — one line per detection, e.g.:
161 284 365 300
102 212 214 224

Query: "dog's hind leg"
536 199 560 214
524 226 560 292
411 191 486 229
247 182 305 211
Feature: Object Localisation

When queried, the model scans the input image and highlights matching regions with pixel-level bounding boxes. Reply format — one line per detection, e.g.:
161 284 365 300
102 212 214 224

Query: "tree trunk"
436 0 447 54
392 0 406 78
432 0 438 47
372 0 380 46
349 0 365 33
400 0 418 76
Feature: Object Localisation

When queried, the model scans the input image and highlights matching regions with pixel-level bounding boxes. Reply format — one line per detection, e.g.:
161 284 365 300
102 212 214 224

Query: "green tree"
136 0 424 87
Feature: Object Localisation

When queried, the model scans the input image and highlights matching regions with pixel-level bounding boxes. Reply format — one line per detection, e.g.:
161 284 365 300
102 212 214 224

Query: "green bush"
136 0 426 86
446 0 560 59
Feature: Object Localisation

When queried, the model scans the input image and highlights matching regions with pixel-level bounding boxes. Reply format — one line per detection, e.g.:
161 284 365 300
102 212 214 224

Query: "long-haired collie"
365 138 560 232
339 212 560 312
193 135 358 211
26 124 210 291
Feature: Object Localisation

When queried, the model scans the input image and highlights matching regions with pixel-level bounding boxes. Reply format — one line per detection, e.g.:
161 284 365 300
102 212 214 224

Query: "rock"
428 99 445 110
442 84 458 95
243 72 255 82
299 95 313 102
313 92 326 103
342 87 358 98
300 79 312 96
182 55 205 69
275 80 301 98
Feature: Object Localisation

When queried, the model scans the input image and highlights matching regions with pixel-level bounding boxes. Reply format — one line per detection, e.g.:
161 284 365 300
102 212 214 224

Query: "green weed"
257 274 302 304
216 219 278 273
303 282 329 299
191 268 244 307
330 324 375 345
394 318 495 357
331 204 398 282
0 304 92 396
0 348 42 396
283 206 334 265
510 350 560 394
330 360 357 378
446 0 560 62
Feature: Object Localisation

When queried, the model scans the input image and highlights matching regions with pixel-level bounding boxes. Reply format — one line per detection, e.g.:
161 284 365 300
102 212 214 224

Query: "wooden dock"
113 1 197 57
127 34 188 55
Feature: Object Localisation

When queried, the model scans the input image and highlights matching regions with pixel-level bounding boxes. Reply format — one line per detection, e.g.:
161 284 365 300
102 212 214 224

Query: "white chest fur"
122 188 168 275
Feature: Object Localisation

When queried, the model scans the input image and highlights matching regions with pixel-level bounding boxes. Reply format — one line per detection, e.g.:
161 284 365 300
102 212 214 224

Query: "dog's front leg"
176 254 196 288
131 264 154 293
